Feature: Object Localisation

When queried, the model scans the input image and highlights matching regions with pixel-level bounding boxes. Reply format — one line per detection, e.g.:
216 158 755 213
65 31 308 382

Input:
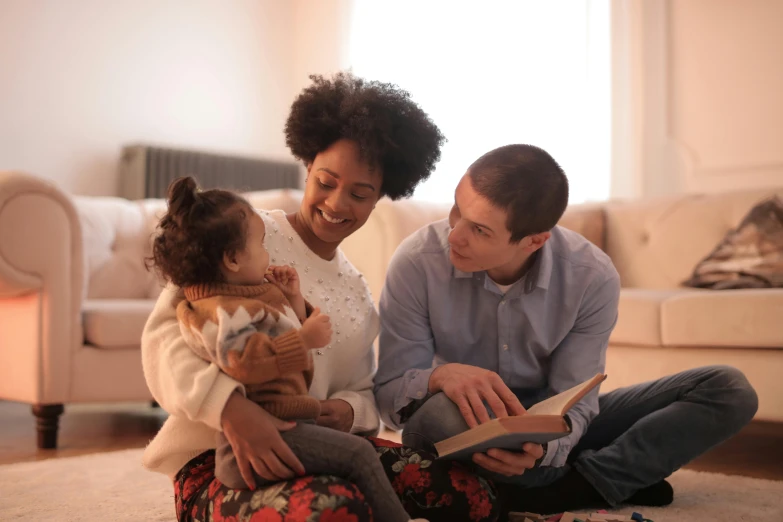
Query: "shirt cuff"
540 439 561 467
394 368 435 418
330 390 380 436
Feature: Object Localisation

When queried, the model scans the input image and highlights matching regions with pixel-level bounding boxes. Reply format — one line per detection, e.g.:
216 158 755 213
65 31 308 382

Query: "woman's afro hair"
285 72 446 200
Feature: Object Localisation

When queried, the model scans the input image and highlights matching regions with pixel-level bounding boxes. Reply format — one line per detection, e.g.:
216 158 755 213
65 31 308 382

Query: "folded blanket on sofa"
683 196 783 289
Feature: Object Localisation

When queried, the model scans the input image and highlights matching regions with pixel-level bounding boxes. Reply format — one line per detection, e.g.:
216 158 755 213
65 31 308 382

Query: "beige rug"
0 449 781 521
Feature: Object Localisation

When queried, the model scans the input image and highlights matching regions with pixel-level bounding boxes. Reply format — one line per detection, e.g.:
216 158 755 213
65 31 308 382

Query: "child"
149 176 426 522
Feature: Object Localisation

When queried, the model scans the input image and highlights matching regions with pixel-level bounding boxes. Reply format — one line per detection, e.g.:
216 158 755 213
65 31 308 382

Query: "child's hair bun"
166 176 200 225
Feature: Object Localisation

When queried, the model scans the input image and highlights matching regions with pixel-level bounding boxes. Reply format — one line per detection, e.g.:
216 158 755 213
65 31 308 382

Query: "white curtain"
348 0 611 205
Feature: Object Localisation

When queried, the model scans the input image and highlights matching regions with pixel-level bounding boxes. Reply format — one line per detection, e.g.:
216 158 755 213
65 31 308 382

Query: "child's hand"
300 307 332 349
265 265 301 298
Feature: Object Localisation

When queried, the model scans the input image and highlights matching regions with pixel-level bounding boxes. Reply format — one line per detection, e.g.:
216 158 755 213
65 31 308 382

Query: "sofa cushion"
661 289 783 348
82 299 156 348
611 289 685 346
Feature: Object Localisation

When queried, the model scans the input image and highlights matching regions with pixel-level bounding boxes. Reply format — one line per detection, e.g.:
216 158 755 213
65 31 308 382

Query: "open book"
434 373 607 460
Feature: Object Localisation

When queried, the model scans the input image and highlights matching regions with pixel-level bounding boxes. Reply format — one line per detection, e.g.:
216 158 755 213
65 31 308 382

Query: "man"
373 144 758 515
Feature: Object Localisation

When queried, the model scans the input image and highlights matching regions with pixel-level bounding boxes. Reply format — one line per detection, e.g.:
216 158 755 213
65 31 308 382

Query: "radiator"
119 144 302 200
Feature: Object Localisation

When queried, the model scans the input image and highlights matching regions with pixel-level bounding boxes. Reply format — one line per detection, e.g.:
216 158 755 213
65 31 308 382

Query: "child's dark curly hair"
285 71 446 200
149 177 252 288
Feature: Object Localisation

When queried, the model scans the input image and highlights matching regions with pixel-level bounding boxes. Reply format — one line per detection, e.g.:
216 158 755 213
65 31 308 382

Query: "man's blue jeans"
402 365 758 505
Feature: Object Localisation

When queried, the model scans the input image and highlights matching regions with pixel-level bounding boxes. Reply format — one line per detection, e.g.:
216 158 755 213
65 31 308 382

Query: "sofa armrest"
0 171 84 403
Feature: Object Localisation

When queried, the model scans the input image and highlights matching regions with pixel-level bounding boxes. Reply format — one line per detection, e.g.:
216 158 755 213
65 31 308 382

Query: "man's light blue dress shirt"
374 219 620 467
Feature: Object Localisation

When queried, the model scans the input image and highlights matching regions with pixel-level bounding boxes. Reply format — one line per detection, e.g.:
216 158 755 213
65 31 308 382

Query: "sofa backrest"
76 195 163 300
604 186 783 289
75 189 304 301
74 189 609 303
340 197 451 303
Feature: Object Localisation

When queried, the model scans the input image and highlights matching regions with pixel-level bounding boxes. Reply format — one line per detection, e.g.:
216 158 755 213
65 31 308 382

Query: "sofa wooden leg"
31 404 64 449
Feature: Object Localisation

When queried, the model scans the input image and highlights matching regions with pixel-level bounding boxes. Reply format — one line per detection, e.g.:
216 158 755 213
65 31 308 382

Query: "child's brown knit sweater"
176 282 320 421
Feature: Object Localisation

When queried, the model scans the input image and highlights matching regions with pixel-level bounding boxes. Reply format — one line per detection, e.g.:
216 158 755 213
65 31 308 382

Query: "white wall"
613 0 783 200
0 0 297 196
284 0 354 186
668 0 783 194
289 0 354 103
6 1 779 200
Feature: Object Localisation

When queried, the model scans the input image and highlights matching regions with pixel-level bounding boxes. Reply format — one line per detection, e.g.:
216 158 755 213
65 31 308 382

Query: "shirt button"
416 392 423 398
503 344 509 351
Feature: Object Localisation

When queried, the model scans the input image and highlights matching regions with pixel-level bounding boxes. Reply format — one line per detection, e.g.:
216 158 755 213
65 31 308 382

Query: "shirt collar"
453 266 473 279
450 239 553 294
526 239 553 292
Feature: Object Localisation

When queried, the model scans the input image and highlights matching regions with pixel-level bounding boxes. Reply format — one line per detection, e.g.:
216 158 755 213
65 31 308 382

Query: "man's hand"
221 392 305 489
428 363 527 428
472 442 544 477
316 399 354 433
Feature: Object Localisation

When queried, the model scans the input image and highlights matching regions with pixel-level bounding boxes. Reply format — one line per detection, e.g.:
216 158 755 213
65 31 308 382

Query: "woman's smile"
317 208 350 225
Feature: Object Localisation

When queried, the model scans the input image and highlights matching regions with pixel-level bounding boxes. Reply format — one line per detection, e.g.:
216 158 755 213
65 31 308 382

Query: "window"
349 0 610 205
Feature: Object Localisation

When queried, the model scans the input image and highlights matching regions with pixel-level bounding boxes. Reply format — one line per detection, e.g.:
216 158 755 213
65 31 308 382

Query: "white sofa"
0 170 780 449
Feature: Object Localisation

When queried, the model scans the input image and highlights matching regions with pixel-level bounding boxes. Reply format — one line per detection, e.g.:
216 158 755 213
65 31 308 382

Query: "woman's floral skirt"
174 436 499 522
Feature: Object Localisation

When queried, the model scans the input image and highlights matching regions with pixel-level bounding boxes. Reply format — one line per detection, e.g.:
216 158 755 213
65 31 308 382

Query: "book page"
526 373 606 416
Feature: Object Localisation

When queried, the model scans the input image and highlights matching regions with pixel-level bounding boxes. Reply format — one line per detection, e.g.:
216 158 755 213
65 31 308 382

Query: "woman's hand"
472 442 543 477
221 392 305 489
316 399 354 433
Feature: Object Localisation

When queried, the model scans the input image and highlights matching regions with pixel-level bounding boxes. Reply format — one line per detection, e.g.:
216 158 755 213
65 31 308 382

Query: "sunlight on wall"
349 0 610 205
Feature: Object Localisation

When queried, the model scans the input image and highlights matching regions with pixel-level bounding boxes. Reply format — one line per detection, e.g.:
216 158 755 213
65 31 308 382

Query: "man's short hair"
468 144 569 243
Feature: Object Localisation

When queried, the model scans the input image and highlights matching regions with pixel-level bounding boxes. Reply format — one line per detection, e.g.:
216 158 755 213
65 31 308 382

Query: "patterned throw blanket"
683 196 783 289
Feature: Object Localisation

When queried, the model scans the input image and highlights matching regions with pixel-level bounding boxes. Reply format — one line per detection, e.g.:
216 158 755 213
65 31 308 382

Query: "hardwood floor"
0 400 166 465
0 400 781 480
682 420 783 480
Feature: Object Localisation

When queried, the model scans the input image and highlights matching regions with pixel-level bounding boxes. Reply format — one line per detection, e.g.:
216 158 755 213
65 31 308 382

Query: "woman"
141 72 500 522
